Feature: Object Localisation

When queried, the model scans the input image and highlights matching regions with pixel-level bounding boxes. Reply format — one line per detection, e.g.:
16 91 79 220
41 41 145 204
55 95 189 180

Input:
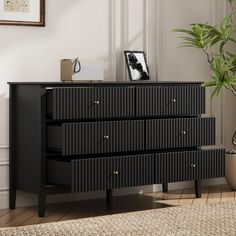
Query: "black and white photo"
124 51 149 81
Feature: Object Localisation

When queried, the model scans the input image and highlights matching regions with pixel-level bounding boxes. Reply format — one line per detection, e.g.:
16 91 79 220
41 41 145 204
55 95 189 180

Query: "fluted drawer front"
47 158 107 192
72 158 107 192
49 87 135 120
136 86 205 116
47 154 154 192
155 148 225 183
107 154 154 189
47 120 145 156
197 148 225 179
146 117 215 150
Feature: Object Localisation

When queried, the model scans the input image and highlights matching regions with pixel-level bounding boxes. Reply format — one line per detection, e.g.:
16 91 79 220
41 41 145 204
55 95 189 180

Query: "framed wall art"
0 0 45 26
124 50 149 81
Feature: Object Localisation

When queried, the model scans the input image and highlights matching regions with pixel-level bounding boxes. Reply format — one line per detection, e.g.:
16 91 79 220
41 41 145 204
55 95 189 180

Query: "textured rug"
1 201 236 236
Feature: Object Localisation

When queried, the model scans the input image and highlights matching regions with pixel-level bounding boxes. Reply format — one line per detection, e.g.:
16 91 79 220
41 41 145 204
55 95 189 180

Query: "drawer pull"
113 171 119 175
94 100 100 104
104 135 109 139
191 164 196 168
170 98 176 103
180 130 186 135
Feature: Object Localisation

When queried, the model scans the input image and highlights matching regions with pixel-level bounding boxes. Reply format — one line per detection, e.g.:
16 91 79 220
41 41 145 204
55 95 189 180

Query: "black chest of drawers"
8 81 225 217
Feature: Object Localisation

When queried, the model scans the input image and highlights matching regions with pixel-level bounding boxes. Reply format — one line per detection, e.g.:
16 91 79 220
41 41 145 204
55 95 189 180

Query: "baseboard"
0 178 227 209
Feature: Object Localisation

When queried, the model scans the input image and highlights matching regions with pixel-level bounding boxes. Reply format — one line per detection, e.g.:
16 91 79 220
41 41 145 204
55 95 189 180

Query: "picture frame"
124 50 149 81
0 0 45 26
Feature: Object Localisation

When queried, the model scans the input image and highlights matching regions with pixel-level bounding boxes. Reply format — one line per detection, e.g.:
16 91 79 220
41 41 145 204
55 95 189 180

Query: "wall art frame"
0 0 45 26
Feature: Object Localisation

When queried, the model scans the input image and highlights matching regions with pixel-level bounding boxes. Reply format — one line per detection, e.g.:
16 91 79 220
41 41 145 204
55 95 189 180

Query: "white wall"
0 0 235 209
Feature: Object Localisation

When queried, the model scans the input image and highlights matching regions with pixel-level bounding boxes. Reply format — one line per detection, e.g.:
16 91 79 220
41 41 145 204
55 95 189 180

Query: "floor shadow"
48 194 175 220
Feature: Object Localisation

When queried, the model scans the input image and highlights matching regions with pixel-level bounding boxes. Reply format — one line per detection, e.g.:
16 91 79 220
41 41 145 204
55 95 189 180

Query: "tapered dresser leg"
106 189 113 208
162 182 168 193
38 192 46 217
195 179 201 198
9 189 16 209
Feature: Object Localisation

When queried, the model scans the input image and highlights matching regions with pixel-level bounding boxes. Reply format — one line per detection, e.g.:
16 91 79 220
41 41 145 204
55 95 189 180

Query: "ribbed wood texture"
136 86 205 116
71 154 154 192
62 120 145 156
107 154 154 189
198 149 225 179
72 158 107 192
146 117 215 150
52 87 135 120
155 148 225 183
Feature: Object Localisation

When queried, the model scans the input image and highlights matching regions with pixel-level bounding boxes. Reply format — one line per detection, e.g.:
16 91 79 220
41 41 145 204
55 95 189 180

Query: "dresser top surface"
8 81 203 86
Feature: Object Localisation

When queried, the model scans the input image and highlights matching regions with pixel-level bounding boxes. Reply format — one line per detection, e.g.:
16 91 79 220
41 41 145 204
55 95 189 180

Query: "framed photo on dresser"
124 50 149 81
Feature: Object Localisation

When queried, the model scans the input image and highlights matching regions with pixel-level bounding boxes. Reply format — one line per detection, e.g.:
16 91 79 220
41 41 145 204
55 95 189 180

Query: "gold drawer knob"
113 171 119 175
104 135 109 139
94 100 100 104
171 98 176 103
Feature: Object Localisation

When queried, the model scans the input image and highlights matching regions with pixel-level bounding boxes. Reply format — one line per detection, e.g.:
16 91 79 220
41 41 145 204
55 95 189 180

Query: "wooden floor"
0 184 235 228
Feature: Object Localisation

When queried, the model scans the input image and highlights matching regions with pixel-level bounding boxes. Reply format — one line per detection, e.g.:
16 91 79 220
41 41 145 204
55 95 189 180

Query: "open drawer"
47 154 154 192
46 86 136 120
47 120 145 156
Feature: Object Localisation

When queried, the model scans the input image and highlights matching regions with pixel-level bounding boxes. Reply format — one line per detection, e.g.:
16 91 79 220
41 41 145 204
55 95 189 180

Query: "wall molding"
0 161 9 166
120 0 129 81
108 0 116 82
155 0 162 81
0 187 9 192
0 145 9 149
212 0 227 145
144 0 159 81
142 0 148 54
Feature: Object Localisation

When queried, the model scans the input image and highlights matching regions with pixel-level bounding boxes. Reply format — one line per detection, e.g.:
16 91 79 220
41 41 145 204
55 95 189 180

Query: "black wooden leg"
195 179 201 198
106 189 113 208
9 156 16 209
162 183 168 193
38 192 46 217
9 85 16 210
9 162 16 209
9 189 16 209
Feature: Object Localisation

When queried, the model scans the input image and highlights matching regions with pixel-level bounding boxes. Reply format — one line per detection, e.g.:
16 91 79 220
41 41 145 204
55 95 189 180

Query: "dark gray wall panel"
52 87 136 120
136 86 205 116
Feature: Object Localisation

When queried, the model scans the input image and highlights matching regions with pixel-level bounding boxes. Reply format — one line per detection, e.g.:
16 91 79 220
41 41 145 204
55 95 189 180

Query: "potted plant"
174 0 236 189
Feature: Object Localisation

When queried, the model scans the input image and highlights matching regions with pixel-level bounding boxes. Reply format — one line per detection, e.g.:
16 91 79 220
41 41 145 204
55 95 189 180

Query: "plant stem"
202 48 213 65
227 85 236 96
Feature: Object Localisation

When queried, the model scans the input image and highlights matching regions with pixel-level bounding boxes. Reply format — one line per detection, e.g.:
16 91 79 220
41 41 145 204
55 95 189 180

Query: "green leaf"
202 80 217 87
173 7 236 98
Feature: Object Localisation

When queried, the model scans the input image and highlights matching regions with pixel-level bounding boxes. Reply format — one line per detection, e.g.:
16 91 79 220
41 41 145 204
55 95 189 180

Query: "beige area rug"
1 201 236 236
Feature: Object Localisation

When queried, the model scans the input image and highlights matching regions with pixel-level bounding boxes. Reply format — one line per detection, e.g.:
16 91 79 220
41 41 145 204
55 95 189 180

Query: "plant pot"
225 152 236 190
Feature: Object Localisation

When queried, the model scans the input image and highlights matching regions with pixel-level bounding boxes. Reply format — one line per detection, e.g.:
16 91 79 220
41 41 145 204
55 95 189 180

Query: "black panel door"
50 87 136 120
107 154 154 189
146 117 215 150
136 86 205 117
61 120 145 155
